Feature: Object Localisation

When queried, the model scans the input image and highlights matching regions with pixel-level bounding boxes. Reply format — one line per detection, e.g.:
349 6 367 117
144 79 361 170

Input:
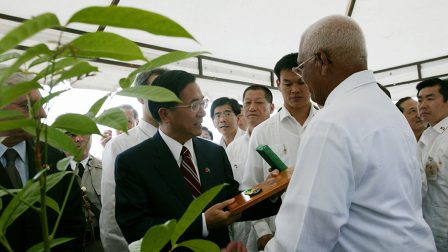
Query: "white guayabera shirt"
265 71 436 252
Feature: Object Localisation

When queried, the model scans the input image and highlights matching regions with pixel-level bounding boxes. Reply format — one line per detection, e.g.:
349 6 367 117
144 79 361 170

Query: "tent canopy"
1 0 447 101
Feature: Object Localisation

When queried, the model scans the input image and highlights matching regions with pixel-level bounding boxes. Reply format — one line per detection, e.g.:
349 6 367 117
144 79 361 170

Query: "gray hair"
300 15 367 69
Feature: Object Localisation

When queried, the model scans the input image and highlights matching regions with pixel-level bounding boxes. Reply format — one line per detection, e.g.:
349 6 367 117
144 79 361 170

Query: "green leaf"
26 237 74 252
119 51 207 88
0 171 69 232
51 113 100 135
0 109 24 120
94 107 128 133
32 90 67 113
0 44 51 85
141 219 176 252
0 80 41 108
29 55 51 68
55 61 98 84
56 156 73 172
0 52 21 63
23 124 78 156
86 94 110 118
33 58 80 82
67 32 145 61
117 86 182 103
0 188 21 198
45 196 60 214
0 118 34 132
68 6 195 40
176 239 220 252
0 13 60 55
172 184 226 244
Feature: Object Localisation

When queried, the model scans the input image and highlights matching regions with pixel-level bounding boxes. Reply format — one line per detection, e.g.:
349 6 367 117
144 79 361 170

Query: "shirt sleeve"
100 141 129 251
266 121 353 251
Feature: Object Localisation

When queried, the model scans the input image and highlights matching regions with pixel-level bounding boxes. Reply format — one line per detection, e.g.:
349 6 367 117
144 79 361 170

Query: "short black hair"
274 53 298 79
210 97 241 119
395 97 413 113
243 84 273 103
201 126 213 140
416 78 448 102
134 68 168 86
148 70 196 122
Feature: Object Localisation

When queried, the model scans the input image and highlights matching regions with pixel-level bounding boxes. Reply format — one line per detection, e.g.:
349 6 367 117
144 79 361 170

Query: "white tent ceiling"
1 0 447 101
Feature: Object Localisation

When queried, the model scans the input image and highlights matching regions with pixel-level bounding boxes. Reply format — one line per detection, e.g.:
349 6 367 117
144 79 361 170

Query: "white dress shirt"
0 141 28 186
100 120 157 252
265 70 435 252
220 127 245 149
226 133 258 251
240 103 317 240
418 116 448 251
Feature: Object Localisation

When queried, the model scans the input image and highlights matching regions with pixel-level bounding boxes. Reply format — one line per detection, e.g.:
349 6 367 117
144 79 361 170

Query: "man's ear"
276 79 280 88
158 107 170 124
269 103 275 114
317 50 330 76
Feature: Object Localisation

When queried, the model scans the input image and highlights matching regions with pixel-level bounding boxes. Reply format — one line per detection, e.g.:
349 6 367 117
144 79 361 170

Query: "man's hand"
221 241 247 252
101 130 112 147
257 234 274 250
205 198 241 229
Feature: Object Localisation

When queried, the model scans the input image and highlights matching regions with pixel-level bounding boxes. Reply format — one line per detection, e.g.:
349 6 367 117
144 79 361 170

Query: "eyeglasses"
213 110 234 120
292 55 314 78
172 98 209 112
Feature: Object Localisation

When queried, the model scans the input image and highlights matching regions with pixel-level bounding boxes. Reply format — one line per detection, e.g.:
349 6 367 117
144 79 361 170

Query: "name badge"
425 156 439 182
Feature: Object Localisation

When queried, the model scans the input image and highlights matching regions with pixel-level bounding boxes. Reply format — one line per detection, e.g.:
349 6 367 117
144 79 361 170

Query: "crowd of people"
1 14 447 252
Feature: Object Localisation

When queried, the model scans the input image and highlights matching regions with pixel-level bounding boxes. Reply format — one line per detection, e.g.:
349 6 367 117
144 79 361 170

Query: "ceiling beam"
96 0 121 32
345 0 357 17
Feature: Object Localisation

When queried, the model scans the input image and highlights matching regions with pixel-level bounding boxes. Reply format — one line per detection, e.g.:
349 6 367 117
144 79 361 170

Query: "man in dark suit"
0 72 85 251
115 70 280 249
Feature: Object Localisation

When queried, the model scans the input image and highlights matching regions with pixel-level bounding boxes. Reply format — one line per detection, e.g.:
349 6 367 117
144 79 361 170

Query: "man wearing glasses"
241 53 318 249
114 70 281 249
264 15 435 251
210 97 245 148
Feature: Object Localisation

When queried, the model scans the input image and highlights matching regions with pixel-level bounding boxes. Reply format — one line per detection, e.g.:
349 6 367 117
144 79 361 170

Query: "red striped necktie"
180 146 201 198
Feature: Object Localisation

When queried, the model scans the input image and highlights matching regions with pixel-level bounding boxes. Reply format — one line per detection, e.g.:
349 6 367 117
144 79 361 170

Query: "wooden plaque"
228 168 293 214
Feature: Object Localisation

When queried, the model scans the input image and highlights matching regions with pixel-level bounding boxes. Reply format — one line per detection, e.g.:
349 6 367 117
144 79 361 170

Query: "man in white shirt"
99 68 167 252
265 15 435 251
210 97 245 148
416 78 448 251
226 85 274 251
241 53 318 249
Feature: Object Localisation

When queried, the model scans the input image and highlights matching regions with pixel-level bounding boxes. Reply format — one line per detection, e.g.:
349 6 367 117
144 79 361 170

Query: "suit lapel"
193 137 214 192
152 132 193 206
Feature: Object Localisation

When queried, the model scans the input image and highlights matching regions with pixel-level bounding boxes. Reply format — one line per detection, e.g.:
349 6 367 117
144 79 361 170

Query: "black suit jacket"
0 141 84 252
115 131 280 249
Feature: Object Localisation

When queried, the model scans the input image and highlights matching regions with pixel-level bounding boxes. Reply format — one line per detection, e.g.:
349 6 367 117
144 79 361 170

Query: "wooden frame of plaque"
228 169 293 214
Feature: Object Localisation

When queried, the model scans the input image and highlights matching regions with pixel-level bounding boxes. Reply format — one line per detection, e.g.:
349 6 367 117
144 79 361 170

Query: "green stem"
50 169 77 238
0 236 14 252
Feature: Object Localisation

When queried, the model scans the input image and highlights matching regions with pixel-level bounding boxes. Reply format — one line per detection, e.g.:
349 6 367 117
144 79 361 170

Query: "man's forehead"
214 104 232 112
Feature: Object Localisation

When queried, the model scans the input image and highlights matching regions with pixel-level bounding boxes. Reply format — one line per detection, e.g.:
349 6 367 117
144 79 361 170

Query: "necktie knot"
4 148 18 162
181 146 191 159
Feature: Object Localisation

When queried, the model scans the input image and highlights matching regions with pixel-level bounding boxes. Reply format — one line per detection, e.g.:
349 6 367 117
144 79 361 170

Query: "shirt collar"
0 141 26 162
138 119 157 137
431 116 448 134
324 70 376 107
279 104 318 126
159 129 194 162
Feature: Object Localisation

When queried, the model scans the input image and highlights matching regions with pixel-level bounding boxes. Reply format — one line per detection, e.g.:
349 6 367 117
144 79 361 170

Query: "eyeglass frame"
292 55 315 78
171 98 209 112
213 110 235 120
